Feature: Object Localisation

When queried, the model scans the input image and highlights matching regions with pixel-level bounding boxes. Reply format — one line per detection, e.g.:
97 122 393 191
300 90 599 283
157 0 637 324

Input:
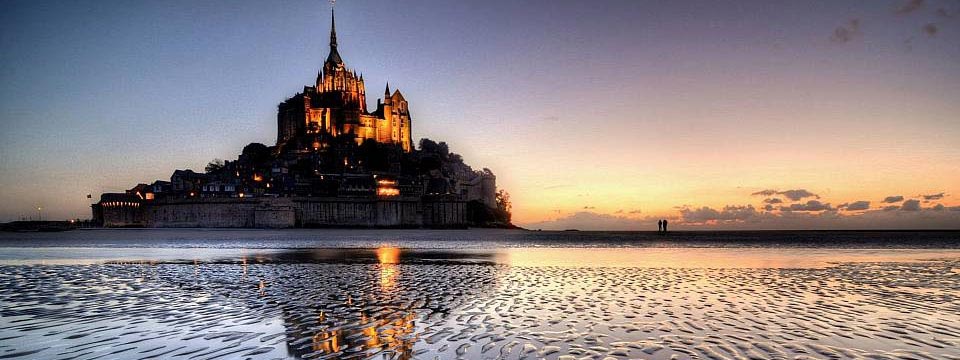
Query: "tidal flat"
0 230 958 359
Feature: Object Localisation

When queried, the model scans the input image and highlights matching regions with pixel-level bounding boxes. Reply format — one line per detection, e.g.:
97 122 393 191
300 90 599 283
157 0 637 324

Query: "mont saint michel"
2 1 960 360
91 10 510 229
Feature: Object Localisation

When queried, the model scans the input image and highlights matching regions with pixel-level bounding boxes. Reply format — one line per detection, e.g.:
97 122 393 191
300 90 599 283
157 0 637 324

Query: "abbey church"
277 10 413 152
92 7 510 229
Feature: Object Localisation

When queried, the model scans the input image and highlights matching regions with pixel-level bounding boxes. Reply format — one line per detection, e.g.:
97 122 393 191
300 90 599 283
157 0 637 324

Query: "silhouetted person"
657 219 663 233
662 219 668 233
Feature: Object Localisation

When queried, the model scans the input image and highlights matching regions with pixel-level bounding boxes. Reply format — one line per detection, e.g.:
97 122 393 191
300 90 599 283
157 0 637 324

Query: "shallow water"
0 230 958 359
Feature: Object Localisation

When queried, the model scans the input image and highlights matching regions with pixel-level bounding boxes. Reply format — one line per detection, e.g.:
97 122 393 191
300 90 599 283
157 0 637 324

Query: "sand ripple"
0 257 958 359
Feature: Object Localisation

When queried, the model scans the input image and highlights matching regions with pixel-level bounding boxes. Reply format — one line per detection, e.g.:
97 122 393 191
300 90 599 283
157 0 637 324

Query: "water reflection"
247 247 501 359
295 247 417 359
377 247 400 291
1 245 958 360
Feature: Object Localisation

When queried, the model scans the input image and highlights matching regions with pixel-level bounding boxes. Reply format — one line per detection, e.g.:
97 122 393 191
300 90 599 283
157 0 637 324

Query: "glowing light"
376 179 400 197
376 247 400 291
377 187 400 197
376 247 400 264
253 174 263 182
145 193 155 200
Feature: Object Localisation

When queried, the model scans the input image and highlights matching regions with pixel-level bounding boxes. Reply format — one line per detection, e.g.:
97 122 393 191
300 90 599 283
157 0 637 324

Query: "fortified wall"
107 197 466 228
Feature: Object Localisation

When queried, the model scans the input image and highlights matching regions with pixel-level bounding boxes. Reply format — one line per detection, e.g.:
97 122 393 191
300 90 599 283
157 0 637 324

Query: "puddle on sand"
0 248 958 359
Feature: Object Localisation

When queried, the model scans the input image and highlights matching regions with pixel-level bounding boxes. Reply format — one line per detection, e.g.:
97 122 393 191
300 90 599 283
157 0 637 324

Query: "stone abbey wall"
142 197 465 228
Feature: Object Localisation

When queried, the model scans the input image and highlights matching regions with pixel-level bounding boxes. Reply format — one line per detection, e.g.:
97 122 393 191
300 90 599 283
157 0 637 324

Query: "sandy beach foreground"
0 243 958 360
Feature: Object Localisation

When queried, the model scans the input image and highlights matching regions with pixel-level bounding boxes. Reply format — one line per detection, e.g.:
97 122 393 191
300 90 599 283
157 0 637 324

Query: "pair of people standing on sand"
657 219 669 233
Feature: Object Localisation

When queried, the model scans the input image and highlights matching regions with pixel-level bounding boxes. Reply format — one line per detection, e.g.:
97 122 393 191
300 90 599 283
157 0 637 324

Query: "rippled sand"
1 251 958 359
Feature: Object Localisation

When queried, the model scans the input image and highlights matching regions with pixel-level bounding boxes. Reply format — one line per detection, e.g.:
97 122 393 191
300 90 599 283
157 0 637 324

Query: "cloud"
751 189 819 201
780 200 834 212
583 206 595 210
839 201 871 211
522 211 654 231
896 0 925 15
521 202 960 231
831 19 862 43
883 195 905 203
628 209 642 214
922 192 945 201
923 23 939 36
680 205 758 224
779 189 820 201
680 207 720 223
763 198 783 204
752 189 778 196
720 205 759 220
672 203 960 230
901 199 921 211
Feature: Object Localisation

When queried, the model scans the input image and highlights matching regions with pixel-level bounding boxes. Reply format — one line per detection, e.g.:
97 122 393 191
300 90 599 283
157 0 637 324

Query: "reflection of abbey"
92 9 511 229
277 11 412 152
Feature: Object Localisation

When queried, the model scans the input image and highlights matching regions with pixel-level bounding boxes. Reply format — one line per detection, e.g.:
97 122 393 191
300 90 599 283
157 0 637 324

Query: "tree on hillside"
496 189 512 223
205 159 225 174
242 143 272 165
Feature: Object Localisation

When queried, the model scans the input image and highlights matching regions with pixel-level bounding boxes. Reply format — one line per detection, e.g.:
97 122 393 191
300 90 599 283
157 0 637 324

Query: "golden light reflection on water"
377 247 400 290
308 311 417 358
311 329 341 353
304 248 417 359
377 247 400 264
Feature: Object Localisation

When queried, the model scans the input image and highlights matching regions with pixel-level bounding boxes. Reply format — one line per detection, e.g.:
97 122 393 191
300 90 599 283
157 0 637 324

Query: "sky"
1 0 959 229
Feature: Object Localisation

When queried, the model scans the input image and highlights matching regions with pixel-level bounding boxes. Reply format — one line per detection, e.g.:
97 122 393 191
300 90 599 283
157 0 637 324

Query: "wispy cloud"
896 0 925 15
780 200 834 212
839 201 871 211
752 189 819 201
831 19 862 43
882 195 905 203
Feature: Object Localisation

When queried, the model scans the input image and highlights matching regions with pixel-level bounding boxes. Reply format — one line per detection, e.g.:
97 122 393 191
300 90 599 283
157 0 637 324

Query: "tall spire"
329 8 337 49
325 8 343 65
385 82 391 96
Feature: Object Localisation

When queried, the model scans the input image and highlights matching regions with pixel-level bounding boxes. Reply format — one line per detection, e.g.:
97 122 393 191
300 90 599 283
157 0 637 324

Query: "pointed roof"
384 82 391 95
325 8 343 65
391 89 405 102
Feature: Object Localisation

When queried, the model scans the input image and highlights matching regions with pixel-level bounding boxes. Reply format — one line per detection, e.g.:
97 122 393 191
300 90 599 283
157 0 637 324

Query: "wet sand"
0 246 958 359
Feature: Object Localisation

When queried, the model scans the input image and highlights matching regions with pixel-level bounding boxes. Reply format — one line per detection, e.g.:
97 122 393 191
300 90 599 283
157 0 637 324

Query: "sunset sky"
2 0 959 229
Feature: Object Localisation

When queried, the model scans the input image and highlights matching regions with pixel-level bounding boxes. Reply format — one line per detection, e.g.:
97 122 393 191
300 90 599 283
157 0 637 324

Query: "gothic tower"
276 7 412 152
